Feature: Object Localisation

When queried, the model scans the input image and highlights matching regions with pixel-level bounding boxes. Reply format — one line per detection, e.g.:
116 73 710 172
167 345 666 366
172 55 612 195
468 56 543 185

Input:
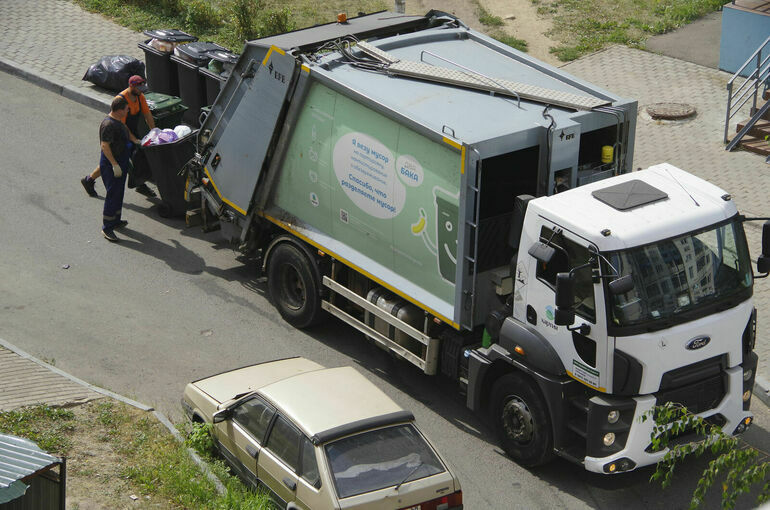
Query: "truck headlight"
743 368 753 381
607 410 620 424
743 390 752 402
603 432 616 446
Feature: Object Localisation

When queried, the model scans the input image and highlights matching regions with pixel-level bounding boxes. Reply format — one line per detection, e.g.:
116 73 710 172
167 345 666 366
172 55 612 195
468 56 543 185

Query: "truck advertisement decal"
273 83 461 306
410 187 460 284
572 359 600 389
333 132 406 219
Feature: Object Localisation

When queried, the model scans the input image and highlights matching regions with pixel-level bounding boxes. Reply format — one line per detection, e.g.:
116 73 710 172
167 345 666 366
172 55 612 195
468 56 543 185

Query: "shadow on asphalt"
119 201 767 510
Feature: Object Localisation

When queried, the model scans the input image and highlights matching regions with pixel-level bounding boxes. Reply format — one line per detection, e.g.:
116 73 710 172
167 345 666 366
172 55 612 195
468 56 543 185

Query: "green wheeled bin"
136 92 188 137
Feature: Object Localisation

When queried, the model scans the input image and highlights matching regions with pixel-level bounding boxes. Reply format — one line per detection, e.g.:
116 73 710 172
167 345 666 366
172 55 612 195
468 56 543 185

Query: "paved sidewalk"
0 347 103 411
0 0 767 407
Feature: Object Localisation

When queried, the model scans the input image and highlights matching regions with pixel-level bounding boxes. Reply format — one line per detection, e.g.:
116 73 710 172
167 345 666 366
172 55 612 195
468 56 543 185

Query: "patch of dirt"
406 0 561 66
62 401 164 509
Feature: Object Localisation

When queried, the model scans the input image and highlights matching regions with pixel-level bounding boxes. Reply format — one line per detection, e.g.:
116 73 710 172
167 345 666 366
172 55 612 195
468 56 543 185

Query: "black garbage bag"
82 55 145 92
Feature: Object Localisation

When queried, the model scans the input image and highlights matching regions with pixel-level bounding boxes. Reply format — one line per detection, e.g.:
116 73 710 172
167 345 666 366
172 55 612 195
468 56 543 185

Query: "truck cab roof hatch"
591 179 668 211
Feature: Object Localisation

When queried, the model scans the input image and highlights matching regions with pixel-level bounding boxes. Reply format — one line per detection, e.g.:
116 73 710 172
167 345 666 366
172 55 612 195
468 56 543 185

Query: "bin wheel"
158 203 172 218
267 242 324 329
490 373 554 467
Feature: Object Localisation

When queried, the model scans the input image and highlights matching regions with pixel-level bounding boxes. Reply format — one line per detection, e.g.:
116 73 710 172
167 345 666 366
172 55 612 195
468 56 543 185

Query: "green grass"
490 32 529 52
1 402 270 509
0 405 75 453
475 1 505 27
544 0 725 60
72 0 388 52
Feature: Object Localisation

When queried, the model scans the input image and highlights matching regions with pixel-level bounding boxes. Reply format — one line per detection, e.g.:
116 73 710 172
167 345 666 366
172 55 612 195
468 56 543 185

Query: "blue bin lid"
143 29 197 42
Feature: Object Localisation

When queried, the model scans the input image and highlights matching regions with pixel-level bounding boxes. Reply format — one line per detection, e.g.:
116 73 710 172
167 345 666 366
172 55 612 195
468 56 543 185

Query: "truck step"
568 395 590 413
556 445 586 465
567 418 588 438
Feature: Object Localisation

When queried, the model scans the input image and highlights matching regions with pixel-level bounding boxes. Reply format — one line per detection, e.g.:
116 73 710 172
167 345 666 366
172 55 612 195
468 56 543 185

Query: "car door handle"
245 444 258 459
282 477 297 491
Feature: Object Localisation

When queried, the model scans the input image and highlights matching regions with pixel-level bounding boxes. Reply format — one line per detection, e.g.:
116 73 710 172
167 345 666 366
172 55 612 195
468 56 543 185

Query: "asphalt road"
1 71 768 510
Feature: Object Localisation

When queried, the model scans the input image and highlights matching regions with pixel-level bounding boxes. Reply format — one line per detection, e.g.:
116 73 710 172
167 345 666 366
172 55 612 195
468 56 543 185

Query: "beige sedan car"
182 357 463 509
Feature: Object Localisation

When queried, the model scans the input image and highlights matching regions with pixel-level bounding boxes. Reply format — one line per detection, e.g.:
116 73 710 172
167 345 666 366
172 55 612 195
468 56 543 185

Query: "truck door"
525 224 609 391
202 47 297 216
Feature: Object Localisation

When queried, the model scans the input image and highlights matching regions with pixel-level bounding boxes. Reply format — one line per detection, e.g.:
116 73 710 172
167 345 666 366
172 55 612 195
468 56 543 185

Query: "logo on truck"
686 336 711 350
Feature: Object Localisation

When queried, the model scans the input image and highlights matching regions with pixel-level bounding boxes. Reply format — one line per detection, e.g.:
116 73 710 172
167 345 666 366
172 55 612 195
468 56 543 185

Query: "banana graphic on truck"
410 186 459 284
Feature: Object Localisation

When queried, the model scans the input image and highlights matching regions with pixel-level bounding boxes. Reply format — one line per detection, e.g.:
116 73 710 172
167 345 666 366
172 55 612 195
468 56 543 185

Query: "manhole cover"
646 102 696 120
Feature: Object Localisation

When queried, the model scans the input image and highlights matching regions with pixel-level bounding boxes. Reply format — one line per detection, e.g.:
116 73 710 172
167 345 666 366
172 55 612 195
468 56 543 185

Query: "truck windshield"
607 218 752 329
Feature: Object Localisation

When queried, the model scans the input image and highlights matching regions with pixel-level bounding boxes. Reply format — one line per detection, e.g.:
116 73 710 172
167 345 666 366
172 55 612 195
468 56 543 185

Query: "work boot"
102 228 119 242
81 176 97 197
135 183 156 198
115 220 128 229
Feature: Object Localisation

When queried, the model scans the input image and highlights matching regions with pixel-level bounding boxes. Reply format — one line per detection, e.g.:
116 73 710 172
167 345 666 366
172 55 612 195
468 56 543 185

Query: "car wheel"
490 372 554 467
267 242 324 329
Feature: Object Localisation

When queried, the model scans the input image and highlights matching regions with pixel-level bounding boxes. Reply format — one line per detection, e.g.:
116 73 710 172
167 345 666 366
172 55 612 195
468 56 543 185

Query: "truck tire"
490 373 554 467
267 242 323 329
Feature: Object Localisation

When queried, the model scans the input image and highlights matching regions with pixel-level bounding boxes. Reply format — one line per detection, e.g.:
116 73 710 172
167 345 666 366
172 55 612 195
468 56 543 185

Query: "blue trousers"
101 144 132 230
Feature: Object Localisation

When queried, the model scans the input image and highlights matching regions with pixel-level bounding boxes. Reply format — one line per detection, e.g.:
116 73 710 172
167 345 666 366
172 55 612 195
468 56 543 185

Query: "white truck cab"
469 163 762 473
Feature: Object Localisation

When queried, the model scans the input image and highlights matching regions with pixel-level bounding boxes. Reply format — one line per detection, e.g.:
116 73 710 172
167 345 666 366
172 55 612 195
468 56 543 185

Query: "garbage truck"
188 11 769 473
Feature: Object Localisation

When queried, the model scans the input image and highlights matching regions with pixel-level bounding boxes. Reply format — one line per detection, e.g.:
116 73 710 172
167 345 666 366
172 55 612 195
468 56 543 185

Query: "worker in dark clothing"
81 75 157 198
100 95 141 242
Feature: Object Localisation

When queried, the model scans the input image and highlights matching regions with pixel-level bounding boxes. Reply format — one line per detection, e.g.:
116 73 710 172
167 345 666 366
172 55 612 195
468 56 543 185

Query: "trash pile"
141 125 192 146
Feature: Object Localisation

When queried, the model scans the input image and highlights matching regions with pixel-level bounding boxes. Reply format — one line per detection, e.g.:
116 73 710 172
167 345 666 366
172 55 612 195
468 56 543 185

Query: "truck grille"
655 373 726 414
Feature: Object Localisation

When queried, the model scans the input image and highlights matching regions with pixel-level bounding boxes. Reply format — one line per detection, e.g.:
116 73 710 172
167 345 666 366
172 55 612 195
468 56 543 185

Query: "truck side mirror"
554 272 575 326
759 222 770 274
609 274 635 294
528 242 556 264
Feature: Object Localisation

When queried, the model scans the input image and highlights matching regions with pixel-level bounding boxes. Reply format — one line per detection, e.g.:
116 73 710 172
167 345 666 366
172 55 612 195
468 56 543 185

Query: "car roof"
258 365 412 443
193 357 325 404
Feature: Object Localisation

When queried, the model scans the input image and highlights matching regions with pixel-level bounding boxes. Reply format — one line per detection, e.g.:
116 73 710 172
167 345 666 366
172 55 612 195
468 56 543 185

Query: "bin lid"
175 42 227 66
143 29 197 42
144 92 186 113
208 49 239 64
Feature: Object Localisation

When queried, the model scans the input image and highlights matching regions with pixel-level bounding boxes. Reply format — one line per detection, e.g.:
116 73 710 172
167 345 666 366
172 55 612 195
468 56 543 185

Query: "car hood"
192 357 324 405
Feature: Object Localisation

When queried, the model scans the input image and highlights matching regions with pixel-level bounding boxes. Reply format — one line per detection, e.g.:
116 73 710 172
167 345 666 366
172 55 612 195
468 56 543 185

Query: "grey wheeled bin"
141 130 198 218
171 42 227 127
138 29 196 96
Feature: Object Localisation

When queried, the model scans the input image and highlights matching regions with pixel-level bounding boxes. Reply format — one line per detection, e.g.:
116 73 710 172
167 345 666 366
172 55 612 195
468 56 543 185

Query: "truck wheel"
267 243 323 329
490 373 554 467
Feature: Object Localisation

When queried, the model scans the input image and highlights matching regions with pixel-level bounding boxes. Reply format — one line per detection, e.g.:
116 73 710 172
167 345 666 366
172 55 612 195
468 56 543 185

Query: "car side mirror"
212 408 233 424
528 242 556 264
609 274 635 294
554 272 575 326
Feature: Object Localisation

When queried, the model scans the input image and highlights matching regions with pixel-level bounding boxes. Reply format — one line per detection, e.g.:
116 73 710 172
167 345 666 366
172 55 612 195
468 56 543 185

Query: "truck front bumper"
583 367 753 474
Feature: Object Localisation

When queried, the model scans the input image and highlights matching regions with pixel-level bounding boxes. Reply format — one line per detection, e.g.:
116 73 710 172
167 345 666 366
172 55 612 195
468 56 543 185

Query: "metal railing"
724 35 770 148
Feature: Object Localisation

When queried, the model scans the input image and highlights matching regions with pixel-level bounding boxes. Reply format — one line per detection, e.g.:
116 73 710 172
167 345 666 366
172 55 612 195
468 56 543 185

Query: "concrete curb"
754 376 770 408
0 56 111 112
0 337 225 494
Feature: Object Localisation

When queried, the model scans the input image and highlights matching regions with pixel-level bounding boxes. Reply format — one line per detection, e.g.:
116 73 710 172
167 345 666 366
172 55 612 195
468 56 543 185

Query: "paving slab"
0 347 102 411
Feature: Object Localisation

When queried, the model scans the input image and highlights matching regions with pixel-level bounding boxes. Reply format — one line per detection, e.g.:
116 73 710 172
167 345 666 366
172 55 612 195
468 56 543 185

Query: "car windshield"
324 424 445 499
607 218 752 328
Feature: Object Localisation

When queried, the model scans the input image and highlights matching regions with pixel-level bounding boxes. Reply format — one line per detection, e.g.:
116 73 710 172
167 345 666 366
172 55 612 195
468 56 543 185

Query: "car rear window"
324 424 445 499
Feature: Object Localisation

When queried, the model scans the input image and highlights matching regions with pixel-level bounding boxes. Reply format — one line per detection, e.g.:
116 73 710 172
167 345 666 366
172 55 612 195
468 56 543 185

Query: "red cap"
128 75 146 86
